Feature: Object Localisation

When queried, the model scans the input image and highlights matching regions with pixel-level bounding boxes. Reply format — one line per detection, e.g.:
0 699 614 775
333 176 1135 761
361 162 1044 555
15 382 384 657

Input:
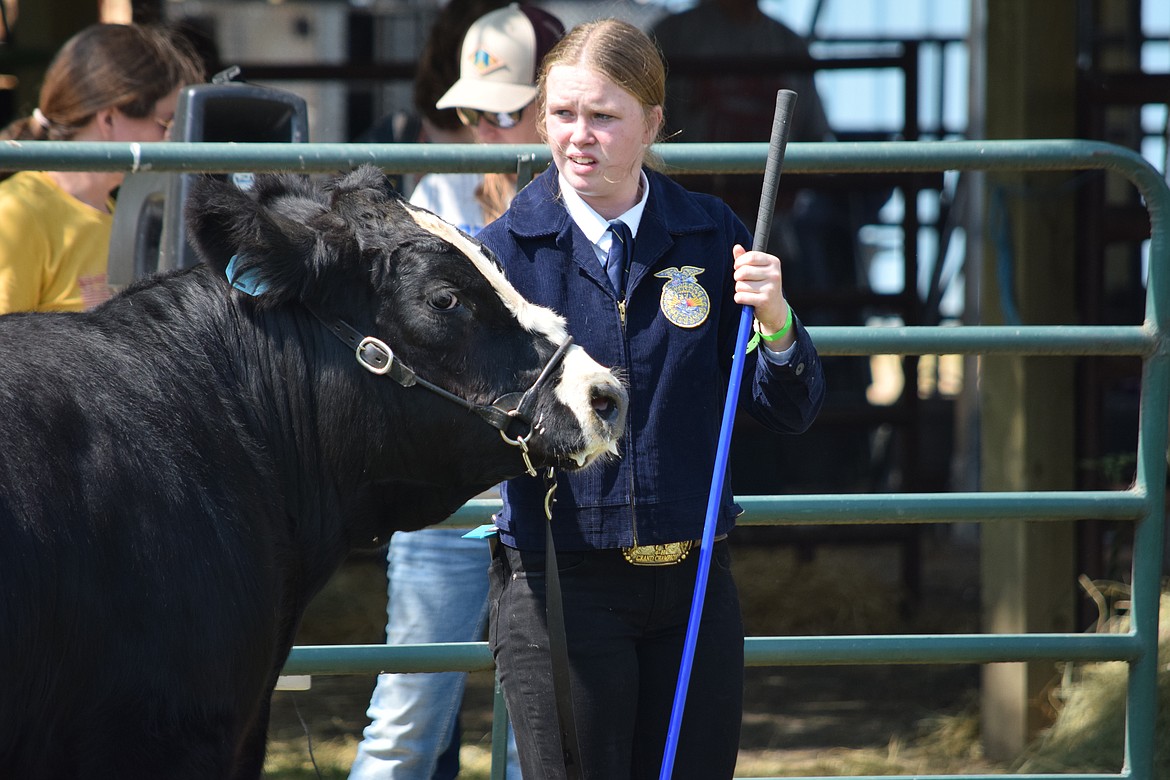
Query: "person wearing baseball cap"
423 2 566 228
436 3 565 137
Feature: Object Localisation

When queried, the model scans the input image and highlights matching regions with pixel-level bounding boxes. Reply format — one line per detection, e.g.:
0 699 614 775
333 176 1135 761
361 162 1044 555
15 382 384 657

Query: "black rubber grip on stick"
752 89 798 253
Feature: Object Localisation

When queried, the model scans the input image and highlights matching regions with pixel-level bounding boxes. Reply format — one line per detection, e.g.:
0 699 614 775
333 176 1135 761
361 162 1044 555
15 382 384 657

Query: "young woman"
478 18 825 780
0 23 203 314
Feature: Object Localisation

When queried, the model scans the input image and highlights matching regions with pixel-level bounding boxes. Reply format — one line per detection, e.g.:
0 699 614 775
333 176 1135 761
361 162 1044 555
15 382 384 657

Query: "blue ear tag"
226 254 269 297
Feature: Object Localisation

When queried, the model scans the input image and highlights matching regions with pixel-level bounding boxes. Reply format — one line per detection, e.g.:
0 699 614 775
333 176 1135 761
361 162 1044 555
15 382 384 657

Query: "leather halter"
306 306 573 475
224 255 571 475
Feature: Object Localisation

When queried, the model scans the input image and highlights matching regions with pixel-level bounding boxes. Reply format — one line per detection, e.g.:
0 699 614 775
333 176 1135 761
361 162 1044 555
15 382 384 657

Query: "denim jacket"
478 166 825 551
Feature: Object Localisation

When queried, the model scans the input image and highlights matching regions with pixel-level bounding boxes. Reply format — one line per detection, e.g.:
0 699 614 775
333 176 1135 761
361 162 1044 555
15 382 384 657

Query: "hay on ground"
1014 587 1169 776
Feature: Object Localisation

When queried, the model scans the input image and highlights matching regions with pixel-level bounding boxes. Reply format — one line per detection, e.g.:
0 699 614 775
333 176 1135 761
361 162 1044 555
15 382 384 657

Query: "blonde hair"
476 172 516 224
535 18 666 167
2 23 204 142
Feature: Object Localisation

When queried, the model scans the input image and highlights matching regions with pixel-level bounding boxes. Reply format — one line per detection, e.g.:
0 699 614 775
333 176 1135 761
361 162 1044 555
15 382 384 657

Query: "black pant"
488 541 744 780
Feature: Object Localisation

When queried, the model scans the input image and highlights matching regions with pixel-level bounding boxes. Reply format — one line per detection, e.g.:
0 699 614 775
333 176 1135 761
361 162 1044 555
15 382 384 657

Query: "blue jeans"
349 528 523 780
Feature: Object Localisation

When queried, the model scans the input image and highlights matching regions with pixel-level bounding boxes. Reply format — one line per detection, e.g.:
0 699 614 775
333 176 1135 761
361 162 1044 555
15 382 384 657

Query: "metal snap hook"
542 467 557 521
499 426 537 477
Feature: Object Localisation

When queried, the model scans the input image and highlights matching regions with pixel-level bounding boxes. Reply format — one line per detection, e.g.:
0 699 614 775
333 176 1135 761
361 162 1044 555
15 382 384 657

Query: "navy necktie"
606 220 632 296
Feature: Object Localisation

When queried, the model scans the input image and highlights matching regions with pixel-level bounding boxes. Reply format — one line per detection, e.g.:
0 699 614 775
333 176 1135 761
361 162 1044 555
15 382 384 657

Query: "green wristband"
757 305 794 342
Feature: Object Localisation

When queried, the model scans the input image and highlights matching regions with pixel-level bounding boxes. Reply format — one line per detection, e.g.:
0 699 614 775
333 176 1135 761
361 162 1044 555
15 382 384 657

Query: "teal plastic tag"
226 254 269 297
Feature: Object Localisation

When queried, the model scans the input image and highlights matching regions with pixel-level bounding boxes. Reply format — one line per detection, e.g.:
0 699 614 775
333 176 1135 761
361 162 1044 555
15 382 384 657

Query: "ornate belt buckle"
621 540 694 566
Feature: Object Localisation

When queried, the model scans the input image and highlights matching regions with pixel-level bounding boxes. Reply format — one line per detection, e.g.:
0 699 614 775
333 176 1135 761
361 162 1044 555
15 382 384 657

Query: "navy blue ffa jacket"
479 166 825 551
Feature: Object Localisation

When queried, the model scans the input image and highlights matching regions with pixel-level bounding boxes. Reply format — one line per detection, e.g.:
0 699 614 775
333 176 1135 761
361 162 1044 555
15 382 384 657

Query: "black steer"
0 166 626 779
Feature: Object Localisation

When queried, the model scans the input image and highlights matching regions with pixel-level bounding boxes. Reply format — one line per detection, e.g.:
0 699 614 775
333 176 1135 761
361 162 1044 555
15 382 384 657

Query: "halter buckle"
356 336 394 375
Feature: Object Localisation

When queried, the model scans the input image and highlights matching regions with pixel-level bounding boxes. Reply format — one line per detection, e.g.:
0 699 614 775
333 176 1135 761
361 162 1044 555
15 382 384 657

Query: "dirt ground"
266 525 1002 777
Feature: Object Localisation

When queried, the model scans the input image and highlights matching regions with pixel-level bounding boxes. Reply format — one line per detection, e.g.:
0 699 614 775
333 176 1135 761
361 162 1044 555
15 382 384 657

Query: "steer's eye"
428 291 460 311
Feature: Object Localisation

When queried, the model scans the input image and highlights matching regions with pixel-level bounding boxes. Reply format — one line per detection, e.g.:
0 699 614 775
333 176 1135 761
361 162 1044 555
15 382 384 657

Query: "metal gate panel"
4 140 1161 780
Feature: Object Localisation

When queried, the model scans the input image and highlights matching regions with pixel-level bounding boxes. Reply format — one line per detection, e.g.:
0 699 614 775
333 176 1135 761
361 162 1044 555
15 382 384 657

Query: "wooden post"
979 0 1079 761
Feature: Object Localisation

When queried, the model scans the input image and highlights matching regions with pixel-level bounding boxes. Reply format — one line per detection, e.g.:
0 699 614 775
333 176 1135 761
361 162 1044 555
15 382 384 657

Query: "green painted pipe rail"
746 774 1126 780
17 139 1162 780
806 324 1155 356
284 631 1142 677
441 490 1149 526
0 138 1160 181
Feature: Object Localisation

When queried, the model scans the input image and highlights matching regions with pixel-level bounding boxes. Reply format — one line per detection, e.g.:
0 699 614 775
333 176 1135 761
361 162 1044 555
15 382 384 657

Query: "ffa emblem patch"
654 266 710 328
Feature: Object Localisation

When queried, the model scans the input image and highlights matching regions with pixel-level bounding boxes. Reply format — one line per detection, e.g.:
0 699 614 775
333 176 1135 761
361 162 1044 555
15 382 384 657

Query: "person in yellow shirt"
0 23 204 314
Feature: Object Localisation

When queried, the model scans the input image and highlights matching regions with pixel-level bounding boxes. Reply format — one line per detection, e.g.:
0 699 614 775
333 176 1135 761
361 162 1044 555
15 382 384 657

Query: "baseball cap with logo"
435 3 565 114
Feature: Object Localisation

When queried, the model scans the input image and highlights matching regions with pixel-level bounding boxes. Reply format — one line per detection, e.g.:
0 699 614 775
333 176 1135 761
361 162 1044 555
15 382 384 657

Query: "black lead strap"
542 469 581 780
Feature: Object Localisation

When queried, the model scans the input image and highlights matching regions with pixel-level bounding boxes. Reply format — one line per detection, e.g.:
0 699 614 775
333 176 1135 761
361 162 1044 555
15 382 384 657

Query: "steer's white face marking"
406 204 623 465
405 206 567 345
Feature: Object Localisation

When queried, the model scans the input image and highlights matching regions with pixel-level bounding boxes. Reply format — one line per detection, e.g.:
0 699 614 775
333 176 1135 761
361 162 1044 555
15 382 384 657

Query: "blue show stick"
658 88 798 780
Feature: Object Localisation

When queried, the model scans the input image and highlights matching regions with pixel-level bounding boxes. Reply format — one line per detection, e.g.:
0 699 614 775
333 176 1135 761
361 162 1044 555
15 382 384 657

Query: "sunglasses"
455 105 527 130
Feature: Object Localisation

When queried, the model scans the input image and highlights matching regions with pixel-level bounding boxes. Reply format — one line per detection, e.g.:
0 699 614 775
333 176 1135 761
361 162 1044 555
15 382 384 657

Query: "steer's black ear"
185 173 326 305
326 164 411 256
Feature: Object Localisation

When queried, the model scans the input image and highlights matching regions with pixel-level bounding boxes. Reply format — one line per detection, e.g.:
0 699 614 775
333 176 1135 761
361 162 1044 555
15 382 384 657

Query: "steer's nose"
590 383 628 430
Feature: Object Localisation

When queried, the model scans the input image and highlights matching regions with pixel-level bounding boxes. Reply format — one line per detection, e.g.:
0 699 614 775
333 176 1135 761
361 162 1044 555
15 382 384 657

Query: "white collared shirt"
557 169 650 268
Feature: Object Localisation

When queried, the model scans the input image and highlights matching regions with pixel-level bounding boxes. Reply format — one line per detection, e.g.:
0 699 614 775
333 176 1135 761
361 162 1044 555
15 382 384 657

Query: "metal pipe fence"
9 139 1162 780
